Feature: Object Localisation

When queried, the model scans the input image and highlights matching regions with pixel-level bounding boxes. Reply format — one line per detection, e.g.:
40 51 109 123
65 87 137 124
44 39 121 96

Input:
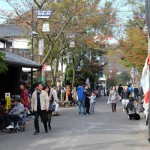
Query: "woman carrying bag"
107 87 119 112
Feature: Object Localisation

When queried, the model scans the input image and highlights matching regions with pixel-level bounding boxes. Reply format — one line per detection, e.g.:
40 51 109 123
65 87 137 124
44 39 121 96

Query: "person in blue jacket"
77 83 86 115
128 84 133 97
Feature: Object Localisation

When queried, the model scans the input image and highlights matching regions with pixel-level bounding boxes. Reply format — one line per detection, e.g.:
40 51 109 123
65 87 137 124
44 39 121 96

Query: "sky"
0 0 132 22
0 0 13 11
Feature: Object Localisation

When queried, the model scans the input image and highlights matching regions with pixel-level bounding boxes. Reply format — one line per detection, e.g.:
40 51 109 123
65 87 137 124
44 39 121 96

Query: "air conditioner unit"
20 73 30 83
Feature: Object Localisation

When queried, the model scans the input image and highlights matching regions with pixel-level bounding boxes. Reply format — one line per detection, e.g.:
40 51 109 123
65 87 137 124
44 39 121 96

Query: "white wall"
12 38 30 49
0 42 4 48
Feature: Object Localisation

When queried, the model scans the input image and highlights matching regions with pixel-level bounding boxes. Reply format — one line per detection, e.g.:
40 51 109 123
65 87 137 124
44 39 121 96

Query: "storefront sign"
5 93 11 110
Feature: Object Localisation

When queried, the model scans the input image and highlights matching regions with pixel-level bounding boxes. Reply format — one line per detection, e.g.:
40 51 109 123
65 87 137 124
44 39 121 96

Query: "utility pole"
60 38 64 101
31 6 34 88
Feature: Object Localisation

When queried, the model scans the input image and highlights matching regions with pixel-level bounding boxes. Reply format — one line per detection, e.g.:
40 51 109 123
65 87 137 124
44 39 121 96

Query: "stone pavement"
0 96 150 150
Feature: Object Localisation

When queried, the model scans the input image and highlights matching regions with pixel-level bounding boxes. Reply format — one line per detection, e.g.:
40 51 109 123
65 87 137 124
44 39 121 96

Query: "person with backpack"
126 97 140 120
108 86 119 112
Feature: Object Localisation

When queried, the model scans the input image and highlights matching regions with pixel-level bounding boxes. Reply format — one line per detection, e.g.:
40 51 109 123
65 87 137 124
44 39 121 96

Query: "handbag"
49 102 55 112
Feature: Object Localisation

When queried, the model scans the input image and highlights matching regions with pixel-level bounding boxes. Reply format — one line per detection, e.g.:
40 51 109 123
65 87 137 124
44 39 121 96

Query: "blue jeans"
134 94 138 100
90 102 96 113
78 100 85 115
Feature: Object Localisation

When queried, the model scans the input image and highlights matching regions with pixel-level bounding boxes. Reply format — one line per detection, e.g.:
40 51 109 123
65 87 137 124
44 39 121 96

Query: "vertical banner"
5 93 11 110
38 39 44 56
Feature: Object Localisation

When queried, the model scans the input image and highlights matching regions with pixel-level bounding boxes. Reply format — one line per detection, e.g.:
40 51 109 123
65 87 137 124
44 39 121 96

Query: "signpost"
37 10 52 19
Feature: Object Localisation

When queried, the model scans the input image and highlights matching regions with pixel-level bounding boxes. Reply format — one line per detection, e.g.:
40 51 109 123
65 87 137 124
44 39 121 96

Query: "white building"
0 24 30 51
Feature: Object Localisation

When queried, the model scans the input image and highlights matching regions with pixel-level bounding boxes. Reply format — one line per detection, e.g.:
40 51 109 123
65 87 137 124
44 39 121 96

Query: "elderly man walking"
31 82 49 135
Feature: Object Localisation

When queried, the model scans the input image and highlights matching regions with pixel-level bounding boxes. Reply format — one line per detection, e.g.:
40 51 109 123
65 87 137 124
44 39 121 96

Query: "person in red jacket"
20 82 30 108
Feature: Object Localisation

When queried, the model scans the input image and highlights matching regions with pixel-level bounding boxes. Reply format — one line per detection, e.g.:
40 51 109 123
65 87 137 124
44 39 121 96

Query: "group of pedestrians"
77 84 97 116
107 84 141 120
0 81 61 135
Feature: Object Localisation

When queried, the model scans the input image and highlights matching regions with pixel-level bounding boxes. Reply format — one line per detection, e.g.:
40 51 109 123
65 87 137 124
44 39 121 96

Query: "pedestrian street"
0 96 149 150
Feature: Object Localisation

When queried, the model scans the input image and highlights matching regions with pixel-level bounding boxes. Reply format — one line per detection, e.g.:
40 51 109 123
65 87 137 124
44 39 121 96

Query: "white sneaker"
6 125 14 129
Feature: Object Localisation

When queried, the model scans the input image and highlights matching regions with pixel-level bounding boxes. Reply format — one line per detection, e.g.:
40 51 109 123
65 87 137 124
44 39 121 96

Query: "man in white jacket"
31 82 49 135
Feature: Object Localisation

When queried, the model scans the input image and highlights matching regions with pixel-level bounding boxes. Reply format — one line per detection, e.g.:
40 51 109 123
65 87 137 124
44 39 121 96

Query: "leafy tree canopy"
0 52 7 74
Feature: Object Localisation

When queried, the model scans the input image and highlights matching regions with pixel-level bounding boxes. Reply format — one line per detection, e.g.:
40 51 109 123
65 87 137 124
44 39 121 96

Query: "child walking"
90 92 96 114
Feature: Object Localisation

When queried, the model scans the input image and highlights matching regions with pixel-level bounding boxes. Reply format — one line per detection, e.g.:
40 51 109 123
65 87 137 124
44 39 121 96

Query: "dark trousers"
128 113 140 120
111 103 116 112
0 115 11 129
47 111 52 124
4 115 11 126
9 115 20 126
86 106 90 114
34 111 48 133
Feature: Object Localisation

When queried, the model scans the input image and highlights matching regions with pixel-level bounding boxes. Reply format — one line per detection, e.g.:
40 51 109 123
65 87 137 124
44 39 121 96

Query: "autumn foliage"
119 27 148 72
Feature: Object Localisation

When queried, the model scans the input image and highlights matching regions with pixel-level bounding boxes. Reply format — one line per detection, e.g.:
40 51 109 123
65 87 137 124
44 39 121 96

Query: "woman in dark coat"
126 97 140 120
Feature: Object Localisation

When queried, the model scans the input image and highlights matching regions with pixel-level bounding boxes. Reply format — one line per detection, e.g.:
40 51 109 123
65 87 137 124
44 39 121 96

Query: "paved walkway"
0 96 149 150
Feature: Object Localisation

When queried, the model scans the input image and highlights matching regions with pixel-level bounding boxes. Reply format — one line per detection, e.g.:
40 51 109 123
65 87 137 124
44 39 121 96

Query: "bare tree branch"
33 0 46 9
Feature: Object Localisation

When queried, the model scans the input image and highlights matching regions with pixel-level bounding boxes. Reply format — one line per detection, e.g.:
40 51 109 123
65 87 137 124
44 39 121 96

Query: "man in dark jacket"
118 84 123 96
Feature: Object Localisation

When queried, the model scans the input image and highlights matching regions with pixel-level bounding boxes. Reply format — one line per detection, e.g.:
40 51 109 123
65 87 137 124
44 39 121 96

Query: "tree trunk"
50 63 55 85
72 66 76 87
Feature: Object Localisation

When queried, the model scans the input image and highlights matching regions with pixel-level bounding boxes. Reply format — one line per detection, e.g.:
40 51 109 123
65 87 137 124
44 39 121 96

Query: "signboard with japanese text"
37 10 52 19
